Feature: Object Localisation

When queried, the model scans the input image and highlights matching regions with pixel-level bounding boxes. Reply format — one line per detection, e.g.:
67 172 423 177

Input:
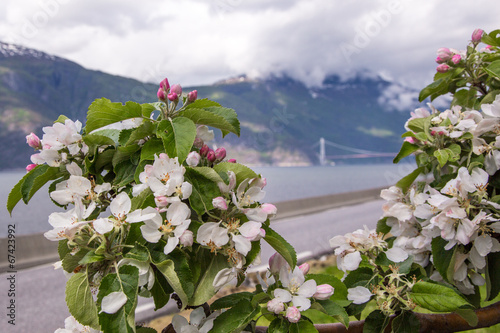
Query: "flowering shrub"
9 28 500 333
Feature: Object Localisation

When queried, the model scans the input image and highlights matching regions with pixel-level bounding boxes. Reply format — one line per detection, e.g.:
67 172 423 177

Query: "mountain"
0 41 418 169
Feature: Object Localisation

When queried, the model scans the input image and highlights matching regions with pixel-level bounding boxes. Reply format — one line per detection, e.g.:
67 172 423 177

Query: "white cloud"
0 0 499 89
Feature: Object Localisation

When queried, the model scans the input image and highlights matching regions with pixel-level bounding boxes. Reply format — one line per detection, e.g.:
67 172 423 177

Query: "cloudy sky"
1 0 499 90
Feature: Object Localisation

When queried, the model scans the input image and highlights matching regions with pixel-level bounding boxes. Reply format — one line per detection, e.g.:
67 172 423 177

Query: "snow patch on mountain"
0 41 56 61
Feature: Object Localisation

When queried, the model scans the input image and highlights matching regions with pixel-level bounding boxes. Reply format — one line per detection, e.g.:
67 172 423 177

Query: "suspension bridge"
312 137 397 166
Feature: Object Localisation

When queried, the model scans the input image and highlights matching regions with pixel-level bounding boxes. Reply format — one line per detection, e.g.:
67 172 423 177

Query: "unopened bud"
451 54 461 64
472 28 484 43
193 137 204 149
200 144 209 157
186 151 201 167
187 90 198 103
157 87 167 101
179 230 194 247
26 133 41 149
167 92 178 101
207 150 216 162
26 163 37 172
267 298 284 314
170 84 182 95
212 196 228 210
286 306 301 323
314 284 335 300
261 203 277 216
269 252 289 275
436 64 450 73
436 47 452 62
299 262 310 275
228 158 237 163
215 147 226 161
160 78 170 90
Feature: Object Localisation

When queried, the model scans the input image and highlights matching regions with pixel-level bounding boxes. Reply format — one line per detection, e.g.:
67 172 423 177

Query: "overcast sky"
1 0 499 90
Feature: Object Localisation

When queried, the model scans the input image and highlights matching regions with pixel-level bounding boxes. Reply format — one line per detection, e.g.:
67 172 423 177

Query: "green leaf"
184 167 222 216
262 224 297 268
150 268 173 310
112 144 141 167
213 162 258 185
79 250 105 265
84 133 117 149
434 149 449 168
7 169 31 214
210 292 254 311
393 142 419 163
482 29 500 47
395 167 424 194
363 310 390 333
65 269 100 330
419 78 446 102
431 237 456 283
211 299 261 333
343 267 375 289
158 117 196 163
306 274 347 303
86 98 148 133
410 281 472 312
114 161 137 187
97 265 140 333
289 321 318 333
454 308 478 327
268 318 290 333
178 106 240 137
484 60 500 79
451 89 478 108
189 252 230 306
486 251 500 301
391 311 420 333
125 121 155 145
19 164 60 205
314 300 350 326
58 239 71 260
154 255 193 310
376 217 391 235
140 137 164 162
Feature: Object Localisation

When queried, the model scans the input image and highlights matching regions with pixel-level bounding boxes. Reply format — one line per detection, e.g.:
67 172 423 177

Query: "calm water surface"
0 163 416 236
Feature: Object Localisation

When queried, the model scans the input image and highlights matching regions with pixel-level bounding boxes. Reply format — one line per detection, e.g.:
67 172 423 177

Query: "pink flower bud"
299 262 310 275
314 284 335 300
155 196 169 207
261 203 277 216
435 56 445 64
170 84 182 95
436 47 452 62
228 158 237 163
186 151 201 167
286 306 301 323
430 130 437 136
160 78 170 90
212 196 228 210
451 54 461 64
26 163 37 172
436 64 450 73
187 90 198 103
26 133 41 149
472 28 484 43
157 87 167 101
267 298 284 314
269 252 289 275
167 92 178 101
215 147 226 161
199 144 209 157
207 150 216 163
193 137 204 149
179 230 194 247
404 137 417 144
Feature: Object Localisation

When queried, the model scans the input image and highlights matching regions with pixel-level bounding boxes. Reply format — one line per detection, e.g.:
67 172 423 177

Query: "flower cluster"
264 253 334 323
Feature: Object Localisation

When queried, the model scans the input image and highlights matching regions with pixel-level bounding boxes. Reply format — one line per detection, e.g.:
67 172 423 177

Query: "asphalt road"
0 199 384 332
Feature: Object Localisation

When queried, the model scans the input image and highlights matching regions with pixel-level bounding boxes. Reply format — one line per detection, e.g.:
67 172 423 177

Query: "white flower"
385 247 409 263
196 222 229 251
172 307 219 333
54 316 101 333
140 202 191 255
347 286 372 304
273 266 317 311
196 125 214 142
117 258 155 290
44 201 95 241
231 178 266 209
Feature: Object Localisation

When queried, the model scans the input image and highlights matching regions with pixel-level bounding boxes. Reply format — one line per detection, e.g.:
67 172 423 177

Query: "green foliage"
410 281 472 312
65 269 100 330
211 299 261 333
262 224 297 268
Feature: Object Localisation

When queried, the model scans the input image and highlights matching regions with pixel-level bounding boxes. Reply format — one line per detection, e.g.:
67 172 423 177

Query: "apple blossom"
187 90 198 103
314 284 335 300
348 286 372 304
54 316 101 333
160 77 170 90
267 298 285 314
100 291 127 314
472 28 484 43
26 163 37 172
286 306 301 323
26 132 41 149
186 151 201 166
196 125 214 142
212 196 228 210
437 64 450 73
215 147 226 160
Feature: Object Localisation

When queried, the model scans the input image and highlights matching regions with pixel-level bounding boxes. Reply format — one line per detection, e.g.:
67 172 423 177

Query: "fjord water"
0 163 416 237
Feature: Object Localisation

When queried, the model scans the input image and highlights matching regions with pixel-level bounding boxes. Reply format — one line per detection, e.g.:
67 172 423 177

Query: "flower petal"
100 291 127 314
